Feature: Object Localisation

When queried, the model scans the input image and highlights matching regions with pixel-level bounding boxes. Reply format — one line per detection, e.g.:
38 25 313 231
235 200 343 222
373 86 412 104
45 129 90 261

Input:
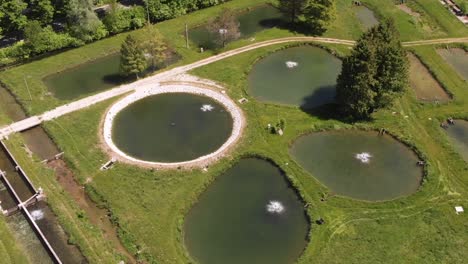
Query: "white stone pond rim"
102 84 244 168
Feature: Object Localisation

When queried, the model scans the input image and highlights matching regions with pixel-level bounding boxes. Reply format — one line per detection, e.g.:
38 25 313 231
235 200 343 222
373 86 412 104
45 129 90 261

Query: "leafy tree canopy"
120 34 147 78
336 18 408 120
0 0 28 34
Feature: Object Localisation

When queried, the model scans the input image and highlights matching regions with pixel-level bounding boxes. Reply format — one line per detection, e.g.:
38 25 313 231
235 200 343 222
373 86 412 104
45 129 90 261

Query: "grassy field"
3 41 459 263
0 0 466 118
0 0 467 263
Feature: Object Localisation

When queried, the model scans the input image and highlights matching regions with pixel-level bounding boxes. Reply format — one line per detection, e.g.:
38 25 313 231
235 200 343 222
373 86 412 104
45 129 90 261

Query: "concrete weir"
102 83 244 169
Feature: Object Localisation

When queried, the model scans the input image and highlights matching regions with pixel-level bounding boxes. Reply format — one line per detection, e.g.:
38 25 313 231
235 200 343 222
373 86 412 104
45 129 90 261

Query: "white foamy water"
266 200 285 214
355 152 372 163
285 61 298 68
200 104 214 112
30 209 44 221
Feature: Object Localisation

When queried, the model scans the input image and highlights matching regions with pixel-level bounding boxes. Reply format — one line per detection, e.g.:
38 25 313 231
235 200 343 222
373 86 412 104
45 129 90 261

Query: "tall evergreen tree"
120 34 147 78
304 0 335 34
336 18 408 119
278 0 308 23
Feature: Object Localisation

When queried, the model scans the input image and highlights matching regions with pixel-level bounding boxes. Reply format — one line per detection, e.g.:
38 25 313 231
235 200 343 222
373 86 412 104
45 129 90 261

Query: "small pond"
408 53 450 102
355 6 379 30
248 46 342 108
43 53 178 100
437 48 468 81
445 120 468 163
112 93 233 162
290 130 423 201
184 158 309 264
190 4 285 49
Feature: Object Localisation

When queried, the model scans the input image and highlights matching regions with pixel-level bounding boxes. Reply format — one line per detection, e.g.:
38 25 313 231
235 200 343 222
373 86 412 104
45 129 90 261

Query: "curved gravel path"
102 83 244 169
1 36 467 139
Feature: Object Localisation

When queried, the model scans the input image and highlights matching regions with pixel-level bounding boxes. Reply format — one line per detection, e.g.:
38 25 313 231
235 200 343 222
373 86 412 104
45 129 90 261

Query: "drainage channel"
0 85 134 263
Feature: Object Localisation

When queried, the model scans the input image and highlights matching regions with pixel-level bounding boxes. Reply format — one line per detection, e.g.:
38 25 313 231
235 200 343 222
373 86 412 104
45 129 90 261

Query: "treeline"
0 0 229 66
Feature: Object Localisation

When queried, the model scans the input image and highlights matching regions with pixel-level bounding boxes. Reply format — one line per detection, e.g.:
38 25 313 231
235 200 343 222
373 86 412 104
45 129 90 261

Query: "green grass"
1 0 464 117
0 0 467 263
0 217 29 264
12 41 462 263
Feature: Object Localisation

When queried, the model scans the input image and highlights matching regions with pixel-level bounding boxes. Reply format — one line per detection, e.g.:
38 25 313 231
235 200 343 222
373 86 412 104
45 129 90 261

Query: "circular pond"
248 46 342 108
184 158 309 264
290 131 422 201
104 85 243 167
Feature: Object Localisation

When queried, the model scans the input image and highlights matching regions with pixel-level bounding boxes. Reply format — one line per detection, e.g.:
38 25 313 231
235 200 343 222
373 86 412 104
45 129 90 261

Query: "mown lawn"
0 0 465 118
3 41 459 263
0 0 467 263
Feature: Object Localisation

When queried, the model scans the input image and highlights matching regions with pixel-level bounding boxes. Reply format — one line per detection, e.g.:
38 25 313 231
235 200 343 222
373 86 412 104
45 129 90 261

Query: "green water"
184 158 309 264
290 131 422 201
112 93 233 162
43 54 124 100
43 53 178 100
355 6 379 30
445 120 468 163
248 46 342 108
437 48 468 81
190 4 285 49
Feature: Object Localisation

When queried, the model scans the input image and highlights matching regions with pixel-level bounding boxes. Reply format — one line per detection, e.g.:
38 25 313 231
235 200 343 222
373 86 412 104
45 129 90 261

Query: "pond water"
43 53 178 100
6 212 53 264
189 4 285 49
290 131 423 201
408 53 450 102
437 48 468 81
445 120 468 163
28 202 87 263
184 158 309 264
112 93 233 162
355 6 379 30
43 54 124 100
248 46 342 108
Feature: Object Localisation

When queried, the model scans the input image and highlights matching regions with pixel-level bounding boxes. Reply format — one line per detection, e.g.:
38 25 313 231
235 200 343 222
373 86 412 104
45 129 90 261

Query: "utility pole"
185 23 189 49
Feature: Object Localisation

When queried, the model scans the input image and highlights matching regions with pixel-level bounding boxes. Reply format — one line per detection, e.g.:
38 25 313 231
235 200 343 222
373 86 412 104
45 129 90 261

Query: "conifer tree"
336 18 408 119
120 34 147 78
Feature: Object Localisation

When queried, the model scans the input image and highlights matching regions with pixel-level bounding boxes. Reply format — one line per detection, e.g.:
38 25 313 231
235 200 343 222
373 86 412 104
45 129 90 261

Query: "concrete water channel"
0 86 133 263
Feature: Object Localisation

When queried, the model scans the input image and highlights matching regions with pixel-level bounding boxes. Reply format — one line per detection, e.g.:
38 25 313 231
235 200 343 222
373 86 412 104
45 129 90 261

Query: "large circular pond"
184 158 309 264
248 46 342 108
290 131 423 201
111 93 233 163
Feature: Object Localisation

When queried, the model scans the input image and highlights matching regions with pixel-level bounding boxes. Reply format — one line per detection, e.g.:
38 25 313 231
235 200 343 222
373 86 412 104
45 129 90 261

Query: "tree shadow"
299 85 349 121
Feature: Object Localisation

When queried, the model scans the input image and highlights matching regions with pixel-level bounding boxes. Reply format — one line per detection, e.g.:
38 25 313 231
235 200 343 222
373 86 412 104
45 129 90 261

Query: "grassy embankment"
1 0 466 117
0 216 29 264
0 0 467 263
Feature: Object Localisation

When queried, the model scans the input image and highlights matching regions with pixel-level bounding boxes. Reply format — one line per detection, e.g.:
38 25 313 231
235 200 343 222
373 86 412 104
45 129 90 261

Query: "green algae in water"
43 53 178 100
437 48 468 81
355 6 379 30
189 5 285 49
112 93 233 162
184 158 309 264
445 120 468 163
43 54 124 100
248 46 342 108
290 131 422 201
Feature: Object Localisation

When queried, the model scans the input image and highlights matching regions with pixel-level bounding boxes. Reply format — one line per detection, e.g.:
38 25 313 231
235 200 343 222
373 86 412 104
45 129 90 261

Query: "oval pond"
290 131 423 201
248 46 342 108
112 93 233 162
184 158 309 264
